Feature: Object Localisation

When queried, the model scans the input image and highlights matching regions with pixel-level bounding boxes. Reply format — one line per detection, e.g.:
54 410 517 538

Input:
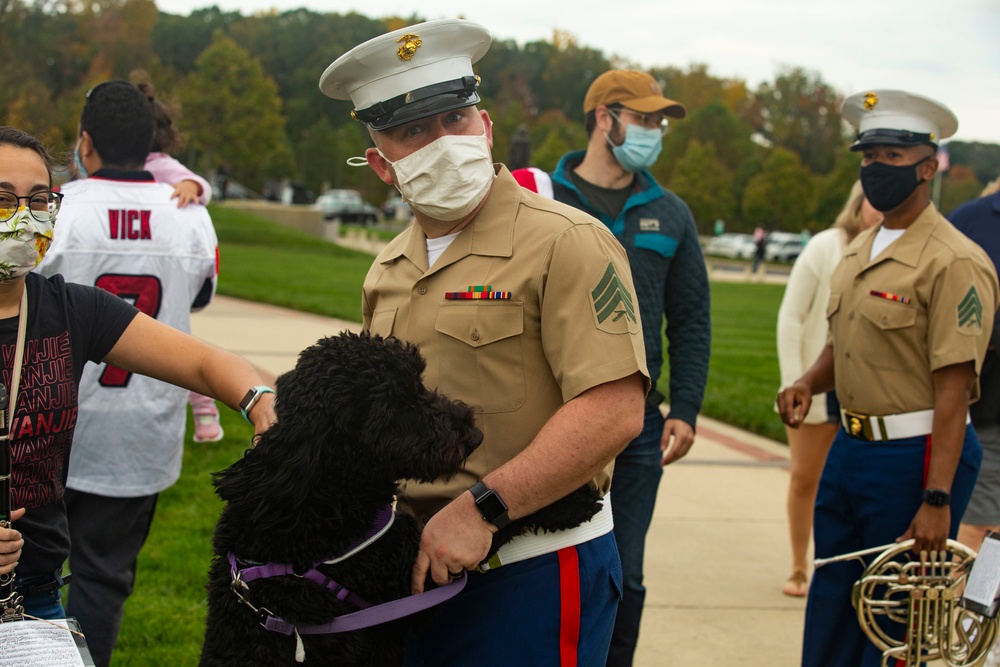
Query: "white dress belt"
840 408 970 442
477 493 614 572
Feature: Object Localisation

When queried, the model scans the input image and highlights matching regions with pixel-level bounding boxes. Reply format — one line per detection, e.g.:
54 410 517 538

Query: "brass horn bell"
817 539 999 667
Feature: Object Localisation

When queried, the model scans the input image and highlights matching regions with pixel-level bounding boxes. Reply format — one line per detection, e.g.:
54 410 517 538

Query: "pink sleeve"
144 152 213 205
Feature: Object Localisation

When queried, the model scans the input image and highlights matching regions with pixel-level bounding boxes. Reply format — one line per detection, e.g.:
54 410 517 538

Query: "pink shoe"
193 404 224 443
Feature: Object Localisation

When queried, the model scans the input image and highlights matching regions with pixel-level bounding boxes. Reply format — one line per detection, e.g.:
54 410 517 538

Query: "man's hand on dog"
411 492 494 594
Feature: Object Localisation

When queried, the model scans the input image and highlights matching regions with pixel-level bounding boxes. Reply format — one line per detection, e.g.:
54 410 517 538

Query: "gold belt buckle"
843 410 873 441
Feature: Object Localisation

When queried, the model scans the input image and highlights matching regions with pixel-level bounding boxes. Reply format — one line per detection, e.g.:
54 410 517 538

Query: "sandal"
782 570 808 597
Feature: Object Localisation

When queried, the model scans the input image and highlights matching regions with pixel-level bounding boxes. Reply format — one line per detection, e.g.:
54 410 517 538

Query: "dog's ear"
212 418 344 533
272 333 377 430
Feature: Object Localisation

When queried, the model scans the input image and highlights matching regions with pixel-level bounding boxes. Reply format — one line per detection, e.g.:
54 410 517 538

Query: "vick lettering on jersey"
108 209 152 240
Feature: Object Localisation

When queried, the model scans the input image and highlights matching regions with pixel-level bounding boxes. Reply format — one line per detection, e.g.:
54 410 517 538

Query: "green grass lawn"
114 411 255 666
209 206 370 320
701 281 785 442
110 205 789 663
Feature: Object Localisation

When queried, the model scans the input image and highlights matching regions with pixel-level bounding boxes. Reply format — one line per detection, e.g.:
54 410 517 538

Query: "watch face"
476 490 505 521
471 482 509 528
923 489 950 507
240 388 257 411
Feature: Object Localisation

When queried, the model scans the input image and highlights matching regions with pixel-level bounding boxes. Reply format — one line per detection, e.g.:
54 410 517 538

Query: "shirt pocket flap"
436 303 524 349
370 307 398 338
860 299 916 331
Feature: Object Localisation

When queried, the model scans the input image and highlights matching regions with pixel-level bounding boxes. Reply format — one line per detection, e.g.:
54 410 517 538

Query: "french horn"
814 539 998 667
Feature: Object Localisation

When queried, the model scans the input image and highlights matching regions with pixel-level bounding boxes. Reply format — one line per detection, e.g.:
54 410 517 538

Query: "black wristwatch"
922 488 951 507
469 481 510 530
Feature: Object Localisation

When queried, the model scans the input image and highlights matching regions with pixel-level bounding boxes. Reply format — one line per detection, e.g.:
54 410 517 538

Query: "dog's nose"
468 428 484 451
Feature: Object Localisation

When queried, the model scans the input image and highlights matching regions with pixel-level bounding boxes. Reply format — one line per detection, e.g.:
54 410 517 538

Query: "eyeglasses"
0 191 63 223
607 107 670 136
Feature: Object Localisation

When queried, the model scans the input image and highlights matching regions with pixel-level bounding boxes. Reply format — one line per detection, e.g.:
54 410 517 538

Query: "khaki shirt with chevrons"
363 166 649 522
827 203 998 416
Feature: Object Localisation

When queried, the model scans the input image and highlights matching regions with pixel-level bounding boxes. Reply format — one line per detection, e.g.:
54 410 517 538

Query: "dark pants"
404 532 621 666
607 407 665 667
64 489 158 667
802 425 981 667
14 570 69 619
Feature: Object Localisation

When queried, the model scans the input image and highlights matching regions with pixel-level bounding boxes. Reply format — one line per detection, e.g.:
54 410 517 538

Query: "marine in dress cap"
319 19 492 131
842 89 958 151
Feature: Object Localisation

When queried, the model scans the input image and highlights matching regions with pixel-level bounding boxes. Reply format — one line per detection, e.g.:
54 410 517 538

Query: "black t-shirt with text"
0 272 137 576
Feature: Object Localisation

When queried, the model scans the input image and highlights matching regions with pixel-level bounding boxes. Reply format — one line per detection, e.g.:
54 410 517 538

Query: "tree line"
2 1 996 232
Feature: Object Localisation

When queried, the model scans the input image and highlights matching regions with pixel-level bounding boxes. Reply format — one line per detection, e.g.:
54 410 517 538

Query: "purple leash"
227 505 467 637
260 572 467 636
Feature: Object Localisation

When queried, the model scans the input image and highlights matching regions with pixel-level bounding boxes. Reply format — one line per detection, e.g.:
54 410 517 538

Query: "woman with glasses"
0 125 276 620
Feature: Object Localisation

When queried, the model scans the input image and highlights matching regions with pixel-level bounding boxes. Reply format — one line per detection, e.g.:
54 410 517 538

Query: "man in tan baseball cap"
583 69 687 119
512 69 710 666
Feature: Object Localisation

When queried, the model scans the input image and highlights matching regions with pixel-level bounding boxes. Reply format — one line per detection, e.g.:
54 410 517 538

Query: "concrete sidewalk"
191 295 805 666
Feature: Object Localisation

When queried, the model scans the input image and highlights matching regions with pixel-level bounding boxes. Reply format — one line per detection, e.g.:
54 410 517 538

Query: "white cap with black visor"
319 19 492 131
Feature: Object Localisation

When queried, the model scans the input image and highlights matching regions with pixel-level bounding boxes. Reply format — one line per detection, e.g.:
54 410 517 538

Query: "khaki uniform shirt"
363 166 649 521
827 203 999 416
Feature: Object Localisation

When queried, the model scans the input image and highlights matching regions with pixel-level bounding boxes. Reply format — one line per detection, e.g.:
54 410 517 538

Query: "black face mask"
859 155 931 212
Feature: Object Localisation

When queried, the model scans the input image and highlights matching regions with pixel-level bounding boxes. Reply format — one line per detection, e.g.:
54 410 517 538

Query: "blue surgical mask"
607 124 662 173
74 144 89 179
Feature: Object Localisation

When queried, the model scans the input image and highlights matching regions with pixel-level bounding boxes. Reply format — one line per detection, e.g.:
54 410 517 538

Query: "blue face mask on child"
606 124 663 173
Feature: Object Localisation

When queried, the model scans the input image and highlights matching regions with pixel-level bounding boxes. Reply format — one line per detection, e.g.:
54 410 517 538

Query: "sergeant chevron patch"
591 262 638 333
958 285 983 332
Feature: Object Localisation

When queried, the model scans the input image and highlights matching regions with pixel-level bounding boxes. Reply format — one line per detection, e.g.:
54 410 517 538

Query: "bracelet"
240 386 275 424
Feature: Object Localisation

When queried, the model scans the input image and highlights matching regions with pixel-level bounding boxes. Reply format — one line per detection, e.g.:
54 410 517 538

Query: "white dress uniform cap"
319 19 492 130
842 89 958 151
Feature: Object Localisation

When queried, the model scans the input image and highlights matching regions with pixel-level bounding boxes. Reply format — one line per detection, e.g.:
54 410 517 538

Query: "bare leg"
784 421 839 596
957 522 998 552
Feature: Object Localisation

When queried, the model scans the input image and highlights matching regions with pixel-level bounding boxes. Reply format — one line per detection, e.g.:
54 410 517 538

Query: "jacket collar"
378 165 517 274
91 168 156 183
551 150 663 232
849 202 940 270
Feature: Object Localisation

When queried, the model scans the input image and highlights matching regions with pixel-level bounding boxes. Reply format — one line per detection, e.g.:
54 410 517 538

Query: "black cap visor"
355 76 481 130
850 128 937 152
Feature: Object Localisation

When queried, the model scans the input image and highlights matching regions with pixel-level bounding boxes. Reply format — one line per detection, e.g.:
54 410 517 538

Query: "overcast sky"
161 0 1000 145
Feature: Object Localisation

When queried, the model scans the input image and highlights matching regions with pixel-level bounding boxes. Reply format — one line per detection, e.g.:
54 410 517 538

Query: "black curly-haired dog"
199 332 483 666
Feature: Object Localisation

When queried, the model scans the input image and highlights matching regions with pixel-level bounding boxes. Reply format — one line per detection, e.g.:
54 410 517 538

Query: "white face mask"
0 208 55 283
379 131 495 222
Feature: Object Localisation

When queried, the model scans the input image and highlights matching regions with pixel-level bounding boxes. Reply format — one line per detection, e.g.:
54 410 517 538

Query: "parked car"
315 189 380 225
381 195 411 222
705 233 756 260
765 237 804 263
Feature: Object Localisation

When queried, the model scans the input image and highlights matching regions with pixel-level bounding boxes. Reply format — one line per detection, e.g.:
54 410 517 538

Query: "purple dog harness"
228 505 467 662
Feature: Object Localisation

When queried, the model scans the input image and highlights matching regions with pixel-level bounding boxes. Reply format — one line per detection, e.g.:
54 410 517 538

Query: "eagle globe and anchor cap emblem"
396 34 422 61
863 92 879 111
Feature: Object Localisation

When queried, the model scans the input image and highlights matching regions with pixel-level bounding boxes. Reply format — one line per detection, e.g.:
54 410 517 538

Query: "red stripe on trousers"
558 546 581 667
